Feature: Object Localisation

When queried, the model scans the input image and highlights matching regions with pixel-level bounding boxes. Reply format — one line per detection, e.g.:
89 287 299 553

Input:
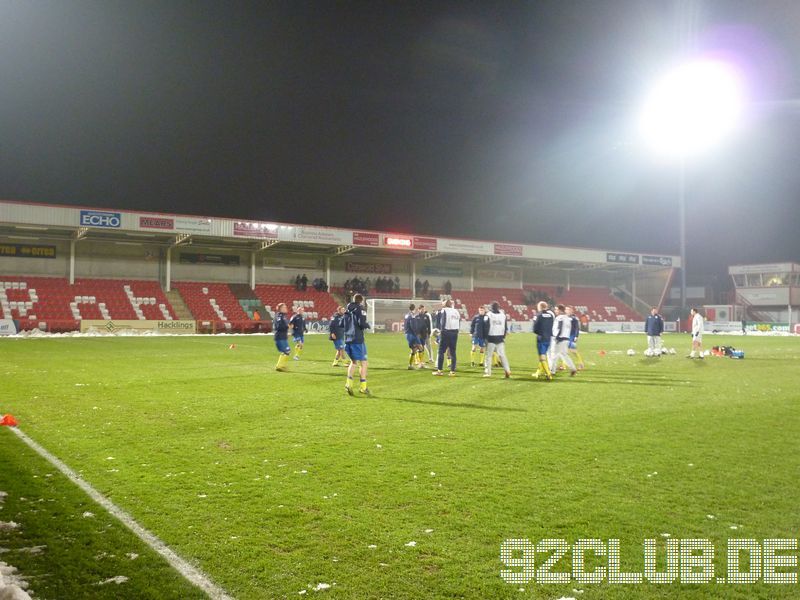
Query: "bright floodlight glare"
639 60 745 159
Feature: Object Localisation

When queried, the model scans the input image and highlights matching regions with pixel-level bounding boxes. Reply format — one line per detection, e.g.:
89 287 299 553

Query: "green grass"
1 332 799 599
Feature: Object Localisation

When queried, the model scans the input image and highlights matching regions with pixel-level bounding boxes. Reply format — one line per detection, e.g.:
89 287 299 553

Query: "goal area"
366 298 415 332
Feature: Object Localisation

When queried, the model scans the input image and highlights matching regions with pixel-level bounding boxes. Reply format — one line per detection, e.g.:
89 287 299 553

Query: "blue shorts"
537 340 550 356
332 338 345 350
568 339 578 350
275 338 290 354
471 336 486 348
405 333 421 348
345 343 368 362
293 335 304 344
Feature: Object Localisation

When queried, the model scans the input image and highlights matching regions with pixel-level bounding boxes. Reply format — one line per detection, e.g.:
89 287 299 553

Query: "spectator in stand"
294 275 302 291
422 280 430 297
300 274 308 291
443 280 452 296
252 309 262 332
394 276 400 293
415 278 422 297
365 277 371 293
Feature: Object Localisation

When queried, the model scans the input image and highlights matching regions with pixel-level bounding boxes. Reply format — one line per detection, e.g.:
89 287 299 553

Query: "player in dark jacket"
329 306 348 367
416 305 433 365
644 307 665 356
289 307 306 360
532 301 555 380
404 304 423 369
344 294 371 395
273 303 291 371
566 306 585 370
469 306 487 366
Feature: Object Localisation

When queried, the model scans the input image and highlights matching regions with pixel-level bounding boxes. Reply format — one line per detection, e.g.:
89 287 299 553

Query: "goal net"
366 298 415 332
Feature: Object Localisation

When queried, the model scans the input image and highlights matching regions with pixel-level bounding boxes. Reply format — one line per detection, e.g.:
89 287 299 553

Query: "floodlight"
639 60 745 159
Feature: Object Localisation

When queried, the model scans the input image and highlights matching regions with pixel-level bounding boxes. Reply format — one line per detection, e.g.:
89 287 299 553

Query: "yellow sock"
409 352 416 366
276 353 288 369
575 351 584 365
345 376 353 389
360 379 367 391
294 346 303 358
540 359 552 378
470 350 475 364
417 350 425 364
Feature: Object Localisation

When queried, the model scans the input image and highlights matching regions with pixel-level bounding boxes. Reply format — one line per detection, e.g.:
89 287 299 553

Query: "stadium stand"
442 285 642 323
0 276 177 331
254 284 338 320
450 288 533 321
172 282 249 328
524 285 642 321
331 286 412 299
0 276 641 332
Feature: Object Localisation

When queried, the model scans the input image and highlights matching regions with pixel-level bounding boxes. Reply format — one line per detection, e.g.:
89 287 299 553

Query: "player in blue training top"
329 305 348 366
289 306 306 360
404 304 423 369
469 305 487 367
343 294 371 395
416 305 433 365
566 305 585 370
273 302 291 371
532 301 555 380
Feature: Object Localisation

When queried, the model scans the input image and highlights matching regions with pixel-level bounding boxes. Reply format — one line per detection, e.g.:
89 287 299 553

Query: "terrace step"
165 289 193 320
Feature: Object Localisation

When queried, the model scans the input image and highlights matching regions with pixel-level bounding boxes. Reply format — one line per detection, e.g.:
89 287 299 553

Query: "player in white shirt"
688 307 705 359
551 304 577 376
433 299 461 376
482 302 511 378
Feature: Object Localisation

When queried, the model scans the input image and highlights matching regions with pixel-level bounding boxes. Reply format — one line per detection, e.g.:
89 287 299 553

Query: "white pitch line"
9 426 233 600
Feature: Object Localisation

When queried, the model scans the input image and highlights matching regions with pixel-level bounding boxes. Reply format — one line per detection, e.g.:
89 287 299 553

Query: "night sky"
1 1 799 283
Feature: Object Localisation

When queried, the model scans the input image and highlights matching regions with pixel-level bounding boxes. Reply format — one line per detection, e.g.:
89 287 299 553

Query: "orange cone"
1 414 17 427
598 349 607 357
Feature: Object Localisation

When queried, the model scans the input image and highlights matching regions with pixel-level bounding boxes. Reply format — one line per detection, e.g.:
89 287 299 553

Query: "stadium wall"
78 241 161 279
328 257 409 289
0 239 70 277
524 266 610 287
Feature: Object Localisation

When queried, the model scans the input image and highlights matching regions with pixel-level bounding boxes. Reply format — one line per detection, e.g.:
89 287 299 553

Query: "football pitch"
1 332 799 599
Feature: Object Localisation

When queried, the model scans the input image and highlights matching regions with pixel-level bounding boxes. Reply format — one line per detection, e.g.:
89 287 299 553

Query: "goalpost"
366 298 415 333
